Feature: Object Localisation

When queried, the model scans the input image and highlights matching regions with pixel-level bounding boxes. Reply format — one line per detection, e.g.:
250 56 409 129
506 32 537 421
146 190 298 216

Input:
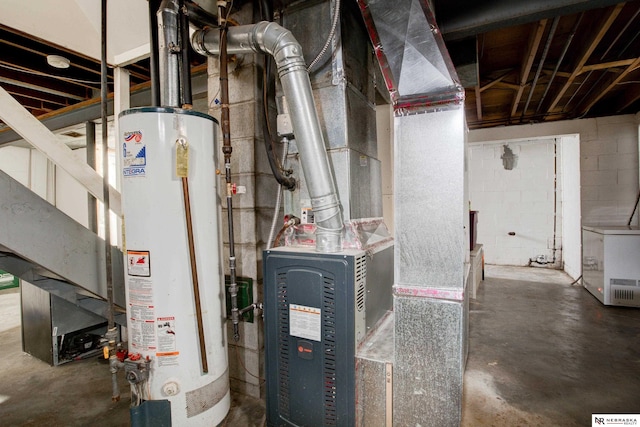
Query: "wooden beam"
511 20 547 118
578 57 640 116
480 70 515 92
547 4 624 113
2 83 70 107
0 75 86 101
615 84 640 113
542 69 572 79
0 38 105 79
580 58 638 74
474 85 483 121
0 85 121 216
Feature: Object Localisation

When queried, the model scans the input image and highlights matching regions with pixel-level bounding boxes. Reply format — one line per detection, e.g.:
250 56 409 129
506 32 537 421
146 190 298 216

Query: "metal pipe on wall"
192 21 344 252
217 1 241 342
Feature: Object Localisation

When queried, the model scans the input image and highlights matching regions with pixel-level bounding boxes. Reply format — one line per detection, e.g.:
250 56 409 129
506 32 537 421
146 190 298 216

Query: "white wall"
560 135 581 279
470 115 640 227
469 139 560 266
0 146 30 186
55 148 90 228
0 146 92 229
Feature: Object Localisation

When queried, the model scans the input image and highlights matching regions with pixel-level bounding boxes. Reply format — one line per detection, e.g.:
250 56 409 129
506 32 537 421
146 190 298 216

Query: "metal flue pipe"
148 0 162 106
192 22 344 252
158 0 181 107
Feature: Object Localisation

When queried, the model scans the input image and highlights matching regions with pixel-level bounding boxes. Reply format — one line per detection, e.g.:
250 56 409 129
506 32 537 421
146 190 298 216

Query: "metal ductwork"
192 21 344 253
357 0 463 111
158 0 181 107
435 0 624 40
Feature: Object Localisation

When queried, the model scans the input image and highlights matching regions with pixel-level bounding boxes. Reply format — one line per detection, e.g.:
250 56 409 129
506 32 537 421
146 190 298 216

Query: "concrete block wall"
579 115 639 225
469 115 640 231
205 2 273 399
468 139 562 266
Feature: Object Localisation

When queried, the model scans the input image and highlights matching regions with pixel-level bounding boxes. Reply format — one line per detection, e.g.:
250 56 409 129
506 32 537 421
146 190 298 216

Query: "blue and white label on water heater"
123 130 146 177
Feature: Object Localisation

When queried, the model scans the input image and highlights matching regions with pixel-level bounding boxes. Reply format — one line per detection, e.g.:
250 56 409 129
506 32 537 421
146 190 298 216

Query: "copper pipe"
181 176 209 373
218 2 240 342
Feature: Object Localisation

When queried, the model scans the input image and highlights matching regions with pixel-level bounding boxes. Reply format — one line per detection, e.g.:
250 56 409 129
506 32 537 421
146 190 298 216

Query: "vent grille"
611 278 638 287
355 254 366 312
276 272 290 418
613 288 635 301
322 276 337 426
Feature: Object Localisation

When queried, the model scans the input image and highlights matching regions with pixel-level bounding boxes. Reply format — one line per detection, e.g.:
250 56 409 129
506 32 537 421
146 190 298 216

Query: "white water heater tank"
119 107 230 425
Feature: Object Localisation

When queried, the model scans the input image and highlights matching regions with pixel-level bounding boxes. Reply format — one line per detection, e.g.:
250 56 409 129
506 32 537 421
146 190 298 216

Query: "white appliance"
119 107 230 426
582 226 640 307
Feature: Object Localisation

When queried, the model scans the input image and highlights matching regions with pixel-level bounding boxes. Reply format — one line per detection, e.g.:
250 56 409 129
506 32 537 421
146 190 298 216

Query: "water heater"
119 107 230 426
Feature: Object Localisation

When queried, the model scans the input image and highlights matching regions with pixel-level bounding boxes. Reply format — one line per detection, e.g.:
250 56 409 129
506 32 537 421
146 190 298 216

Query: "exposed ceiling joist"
615 85 640 113
510 19 547 118
474 85 482 120
577 56 640 116
580 58 638 73
546 3 624 113
480 70 515 92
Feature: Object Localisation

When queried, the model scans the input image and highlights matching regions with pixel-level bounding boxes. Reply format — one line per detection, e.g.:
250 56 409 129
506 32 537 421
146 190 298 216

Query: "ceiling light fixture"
47 54 70 69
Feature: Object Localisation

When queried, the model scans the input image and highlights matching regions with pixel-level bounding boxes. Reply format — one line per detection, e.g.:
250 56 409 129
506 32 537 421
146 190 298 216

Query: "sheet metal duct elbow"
192 22 344 253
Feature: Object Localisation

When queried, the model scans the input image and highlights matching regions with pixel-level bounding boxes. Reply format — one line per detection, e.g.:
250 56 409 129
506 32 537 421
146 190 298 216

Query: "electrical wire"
569 275 583 286
267 137 290 249
258 0 295 190
628 189 640 226
306 0 341 72
233 343 265 383
273 223 291 248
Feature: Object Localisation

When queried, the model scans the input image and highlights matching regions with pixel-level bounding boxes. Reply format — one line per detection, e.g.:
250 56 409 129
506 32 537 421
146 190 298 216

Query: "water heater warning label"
128 275 156 351
127 250 150 277
289 304 321 342
157 316 179 367
123 130 146 177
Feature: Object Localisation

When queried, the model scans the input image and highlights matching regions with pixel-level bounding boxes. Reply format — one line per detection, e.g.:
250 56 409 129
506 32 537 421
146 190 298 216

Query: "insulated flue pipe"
192 22 344 252
158 0 181 107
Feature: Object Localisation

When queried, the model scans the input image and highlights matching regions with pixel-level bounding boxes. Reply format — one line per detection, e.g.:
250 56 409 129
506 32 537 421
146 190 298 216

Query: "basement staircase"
0 169 126 359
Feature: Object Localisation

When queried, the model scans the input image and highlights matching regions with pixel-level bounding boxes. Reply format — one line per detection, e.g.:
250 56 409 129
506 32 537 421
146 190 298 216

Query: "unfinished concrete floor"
1 265 639 426
462 265 640 426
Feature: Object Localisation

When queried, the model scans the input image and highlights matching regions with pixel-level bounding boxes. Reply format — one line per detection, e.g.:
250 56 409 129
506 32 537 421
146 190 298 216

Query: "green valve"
224 276 254 323
0 270 18 290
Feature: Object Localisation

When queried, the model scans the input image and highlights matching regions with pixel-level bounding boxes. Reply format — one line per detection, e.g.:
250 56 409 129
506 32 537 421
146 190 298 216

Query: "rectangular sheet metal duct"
357 0 463 110
357 1 468 425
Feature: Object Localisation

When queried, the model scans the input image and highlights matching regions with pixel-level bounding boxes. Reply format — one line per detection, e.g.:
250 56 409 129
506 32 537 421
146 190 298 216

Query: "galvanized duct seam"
192 22 344 253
